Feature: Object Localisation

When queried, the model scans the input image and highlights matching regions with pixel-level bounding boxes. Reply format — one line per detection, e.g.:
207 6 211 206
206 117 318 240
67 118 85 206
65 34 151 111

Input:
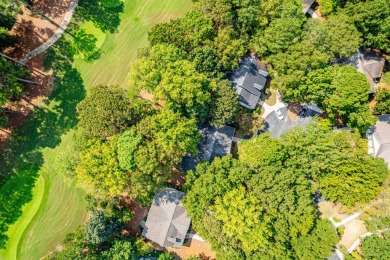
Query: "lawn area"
75 0 193 89
0 1 191 259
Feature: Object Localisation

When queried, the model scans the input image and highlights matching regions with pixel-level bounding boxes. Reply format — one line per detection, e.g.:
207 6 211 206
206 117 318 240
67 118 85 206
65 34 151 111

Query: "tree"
128 109 200 204
154 60 212 121
101 239 138 260
214 27 247 71
267 40 330 101
129 44 185 92
158 252 173 260
323 65 375 132
208 79 239 128
361 233 390 260
193 0 234 29
0 56 29 106
213 186 272 255
189 46 220 76
136 109 200 166
345 0 390 52
303 14 362 58
148 11 215 53
254 15 304 55
374 88 390 115
75 137 129 199
77 85 133 139
291 219 338 260
116 127 143 171
85 211 123 245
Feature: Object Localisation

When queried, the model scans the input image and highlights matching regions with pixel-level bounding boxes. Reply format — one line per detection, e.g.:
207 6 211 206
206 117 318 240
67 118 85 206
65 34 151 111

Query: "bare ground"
168 239 216 260
0 0 71 146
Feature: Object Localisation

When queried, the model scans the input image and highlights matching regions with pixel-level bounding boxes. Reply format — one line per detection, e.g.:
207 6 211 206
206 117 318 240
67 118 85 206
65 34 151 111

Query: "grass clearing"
0 1 191 259
74 0 192 89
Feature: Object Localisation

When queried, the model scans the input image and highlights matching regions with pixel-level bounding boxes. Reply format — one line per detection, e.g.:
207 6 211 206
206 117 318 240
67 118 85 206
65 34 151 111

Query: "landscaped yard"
0 0 191 259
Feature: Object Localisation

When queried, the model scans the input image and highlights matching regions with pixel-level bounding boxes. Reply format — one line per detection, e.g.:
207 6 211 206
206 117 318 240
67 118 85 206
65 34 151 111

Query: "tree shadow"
0 37 87 248
75 0 124 33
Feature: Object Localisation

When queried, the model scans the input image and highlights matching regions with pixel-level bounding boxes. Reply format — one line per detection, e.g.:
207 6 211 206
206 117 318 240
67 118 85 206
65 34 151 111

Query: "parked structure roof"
142 188 191 248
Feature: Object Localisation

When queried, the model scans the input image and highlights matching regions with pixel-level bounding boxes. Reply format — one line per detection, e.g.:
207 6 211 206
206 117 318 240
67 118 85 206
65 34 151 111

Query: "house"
367 114 390 169
228 56 269 110
339 47 385 93
302 0 315 14
142 188 191 248
181 125 235 171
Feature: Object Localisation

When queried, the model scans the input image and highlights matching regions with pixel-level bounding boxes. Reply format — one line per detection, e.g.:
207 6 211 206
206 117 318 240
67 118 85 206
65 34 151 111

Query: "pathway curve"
20 0 79 63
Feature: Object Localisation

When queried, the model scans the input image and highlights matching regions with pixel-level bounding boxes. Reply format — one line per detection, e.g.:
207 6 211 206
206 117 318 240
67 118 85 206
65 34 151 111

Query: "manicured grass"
0 1 191 259
74 0 192 89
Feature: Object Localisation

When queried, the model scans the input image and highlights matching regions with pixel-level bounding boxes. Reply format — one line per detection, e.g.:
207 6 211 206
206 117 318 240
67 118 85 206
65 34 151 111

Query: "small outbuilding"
228 56 269 110
142 188 191 248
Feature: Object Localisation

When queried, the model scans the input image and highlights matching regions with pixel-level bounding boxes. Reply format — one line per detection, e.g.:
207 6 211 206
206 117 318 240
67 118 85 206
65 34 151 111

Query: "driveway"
261 107 320 138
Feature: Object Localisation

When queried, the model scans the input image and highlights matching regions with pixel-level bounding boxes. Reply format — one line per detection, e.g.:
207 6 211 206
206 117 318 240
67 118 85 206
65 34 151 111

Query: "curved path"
20 0 79 63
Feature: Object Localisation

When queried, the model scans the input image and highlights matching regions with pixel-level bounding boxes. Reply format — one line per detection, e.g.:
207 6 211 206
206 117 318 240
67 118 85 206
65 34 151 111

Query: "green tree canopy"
374 88 390 115
75 137 129 199
77 85 133 139
85 211 123 245
208 79 239 128
361 233 390 260
154 60 213 121
116 127 143 171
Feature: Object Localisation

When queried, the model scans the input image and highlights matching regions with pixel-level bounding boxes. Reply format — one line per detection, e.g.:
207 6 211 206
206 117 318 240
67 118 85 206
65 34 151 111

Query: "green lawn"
75 0 192 89
0 1 191 259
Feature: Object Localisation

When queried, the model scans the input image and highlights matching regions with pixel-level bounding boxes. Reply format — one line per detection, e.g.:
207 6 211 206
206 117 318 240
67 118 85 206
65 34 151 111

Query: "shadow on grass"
0 37 87 248
75 0 124 33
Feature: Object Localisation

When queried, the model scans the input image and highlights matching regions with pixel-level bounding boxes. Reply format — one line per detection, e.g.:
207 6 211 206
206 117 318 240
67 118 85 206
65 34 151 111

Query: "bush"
337 226 345 236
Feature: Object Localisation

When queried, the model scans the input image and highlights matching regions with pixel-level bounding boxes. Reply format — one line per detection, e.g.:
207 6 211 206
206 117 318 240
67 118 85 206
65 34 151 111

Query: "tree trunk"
0 52 45 76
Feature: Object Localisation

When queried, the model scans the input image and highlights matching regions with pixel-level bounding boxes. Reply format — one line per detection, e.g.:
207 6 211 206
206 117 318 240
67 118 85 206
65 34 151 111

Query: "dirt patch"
287 102 300 122
168 168 186 187
123 198 148 237
168 238 216 260
318 201 349 220
0 0 71 146
339 219 367 249
264 87 277 106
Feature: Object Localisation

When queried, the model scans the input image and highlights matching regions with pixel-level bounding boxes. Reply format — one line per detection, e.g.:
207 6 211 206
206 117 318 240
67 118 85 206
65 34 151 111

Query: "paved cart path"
20 0 79 63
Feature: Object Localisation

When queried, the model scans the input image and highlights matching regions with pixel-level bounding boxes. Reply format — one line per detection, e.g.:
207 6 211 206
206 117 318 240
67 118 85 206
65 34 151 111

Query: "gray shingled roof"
181 125 235 171
142 188 191 248
335 47 385 93
373 114 390 168
228 56 269 110
363 59 385 79
302 0 315 14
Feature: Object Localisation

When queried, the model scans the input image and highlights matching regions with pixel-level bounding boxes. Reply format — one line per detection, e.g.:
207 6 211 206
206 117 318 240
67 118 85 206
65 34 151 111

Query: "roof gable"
142 188 191 248
229 56 268 110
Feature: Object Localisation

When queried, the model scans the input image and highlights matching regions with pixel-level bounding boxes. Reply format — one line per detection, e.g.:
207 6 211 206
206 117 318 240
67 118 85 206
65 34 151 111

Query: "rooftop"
181 125 235 171
337 47 385 93
228 56 269 110
302 0 315 14
142 188 191 248
372 114 390 168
